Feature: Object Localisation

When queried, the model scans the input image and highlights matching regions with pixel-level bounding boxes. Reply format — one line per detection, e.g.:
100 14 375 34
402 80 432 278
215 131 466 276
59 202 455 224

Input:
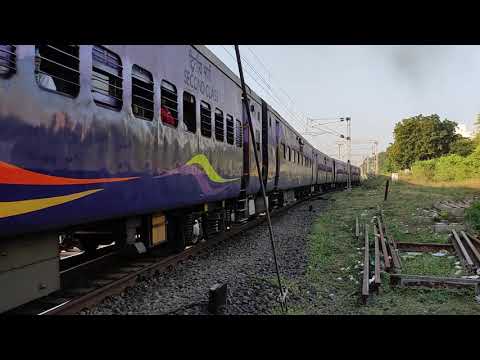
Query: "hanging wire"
234 45 288 314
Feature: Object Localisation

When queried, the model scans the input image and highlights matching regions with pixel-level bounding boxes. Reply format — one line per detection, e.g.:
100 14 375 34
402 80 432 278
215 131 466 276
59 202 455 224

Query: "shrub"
433 154 470 182
411 159 437 181
410 145 480 183
465 201 480 233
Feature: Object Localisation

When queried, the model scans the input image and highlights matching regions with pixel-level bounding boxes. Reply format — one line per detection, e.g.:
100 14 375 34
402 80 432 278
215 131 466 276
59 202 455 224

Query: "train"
0 45 360 313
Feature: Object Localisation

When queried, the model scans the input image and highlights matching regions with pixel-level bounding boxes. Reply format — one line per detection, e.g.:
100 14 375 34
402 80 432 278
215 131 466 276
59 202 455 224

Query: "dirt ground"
275 177 480 315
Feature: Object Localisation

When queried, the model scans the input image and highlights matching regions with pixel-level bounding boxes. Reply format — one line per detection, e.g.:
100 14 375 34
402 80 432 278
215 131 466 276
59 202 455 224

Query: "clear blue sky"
207 45 480 165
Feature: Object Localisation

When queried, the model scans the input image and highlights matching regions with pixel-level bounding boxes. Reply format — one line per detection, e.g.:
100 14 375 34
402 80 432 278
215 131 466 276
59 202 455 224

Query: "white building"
455 123 474 138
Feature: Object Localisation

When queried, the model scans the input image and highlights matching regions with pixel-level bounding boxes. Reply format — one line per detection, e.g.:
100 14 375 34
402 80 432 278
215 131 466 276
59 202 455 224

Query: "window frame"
91 45 123 111
35 45 80 98
214 108 225 142
226 114 234 145
131 64 154 121
235 118 243 147
160 80 179 128
200 101 212 138
182 91 197 133
0 45 16 78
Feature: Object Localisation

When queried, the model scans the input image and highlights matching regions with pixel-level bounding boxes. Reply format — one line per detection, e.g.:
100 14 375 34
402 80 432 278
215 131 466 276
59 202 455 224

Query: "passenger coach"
0 45 360 313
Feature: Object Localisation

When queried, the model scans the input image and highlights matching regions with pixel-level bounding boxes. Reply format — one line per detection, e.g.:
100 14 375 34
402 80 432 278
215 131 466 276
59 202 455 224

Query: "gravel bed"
82 196 329 315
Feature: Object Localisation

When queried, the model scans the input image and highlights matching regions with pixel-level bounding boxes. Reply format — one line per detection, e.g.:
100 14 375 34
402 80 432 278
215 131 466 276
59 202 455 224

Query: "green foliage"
378 150 395 173
411 144 480 182
411 159 436 181
389 114 459 170
449 137 475 157
473 133 480 148
433 154 472 182
465 201 480 233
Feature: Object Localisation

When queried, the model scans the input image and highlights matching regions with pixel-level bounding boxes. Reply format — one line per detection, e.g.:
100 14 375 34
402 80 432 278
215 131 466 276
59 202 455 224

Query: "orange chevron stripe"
0 161 137 185
0 189 103 218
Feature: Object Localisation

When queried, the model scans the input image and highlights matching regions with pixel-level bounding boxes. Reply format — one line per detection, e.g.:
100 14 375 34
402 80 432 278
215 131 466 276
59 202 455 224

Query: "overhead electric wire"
218 45 352 154
219 46 307 132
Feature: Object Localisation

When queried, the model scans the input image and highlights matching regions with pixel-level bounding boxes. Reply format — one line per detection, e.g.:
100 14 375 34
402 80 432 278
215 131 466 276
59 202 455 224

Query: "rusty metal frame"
361 223 370 304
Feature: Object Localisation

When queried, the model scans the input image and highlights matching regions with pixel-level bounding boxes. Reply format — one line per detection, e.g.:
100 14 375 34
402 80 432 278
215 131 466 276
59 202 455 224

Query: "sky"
207 45 480 165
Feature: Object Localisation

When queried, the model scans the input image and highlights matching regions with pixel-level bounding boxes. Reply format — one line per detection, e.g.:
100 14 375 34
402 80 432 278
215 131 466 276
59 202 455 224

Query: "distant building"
455 123 474 138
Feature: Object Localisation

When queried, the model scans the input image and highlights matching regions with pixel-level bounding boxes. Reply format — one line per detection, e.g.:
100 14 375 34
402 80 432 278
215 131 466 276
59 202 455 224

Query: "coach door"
332 160 336 183
274 120 281 188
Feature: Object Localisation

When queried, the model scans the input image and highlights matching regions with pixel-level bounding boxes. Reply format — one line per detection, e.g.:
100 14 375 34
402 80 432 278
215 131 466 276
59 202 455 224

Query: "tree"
378 150 395 173
389 114 459 170
449 137 476 157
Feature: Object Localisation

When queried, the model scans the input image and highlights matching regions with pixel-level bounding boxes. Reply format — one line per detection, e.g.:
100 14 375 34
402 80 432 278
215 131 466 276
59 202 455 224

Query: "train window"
161 80 178 127
35 45 80 97
200 101 212 138
235 119 242 147
214 108 224 142
183 92 196 133
282 143 286 159
92 46 123 110
255 130 260 151
269 117 272 128
226 115 234 145
0 45 16 77
288 147 291 162
131 65 154 121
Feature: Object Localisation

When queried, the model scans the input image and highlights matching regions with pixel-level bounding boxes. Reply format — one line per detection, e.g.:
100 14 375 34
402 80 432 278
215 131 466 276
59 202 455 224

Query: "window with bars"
214 108 224 142
200 101 212 138
132 65 154 121
161 80 178 127
235 119 242 147
92 46 123 110
183 92 196 133
0 45 16 77
35 45 80 97
226 115 234 145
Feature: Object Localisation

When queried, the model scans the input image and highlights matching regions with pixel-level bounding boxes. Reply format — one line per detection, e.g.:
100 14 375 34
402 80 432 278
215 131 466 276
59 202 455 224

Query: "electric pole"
346 117 351 191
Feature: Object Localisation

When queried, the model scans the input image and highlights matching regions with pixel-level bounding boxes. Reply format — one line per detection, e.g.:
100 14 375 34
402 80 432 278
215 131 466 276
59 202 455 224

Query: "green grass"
400 253 460 277
297 176 480 315
466 201 480 233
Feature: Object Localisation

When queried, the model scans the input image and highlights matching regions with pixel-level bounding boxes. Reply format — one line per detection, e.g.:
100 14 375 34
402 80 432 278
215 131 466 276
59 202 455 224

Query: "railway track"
5 192 329 315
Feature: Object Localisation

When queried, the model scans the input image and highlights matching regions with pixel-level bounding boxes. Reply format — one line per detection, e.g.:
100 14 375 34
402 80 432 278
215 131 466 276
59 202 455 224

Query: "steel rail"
33 193 325 315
